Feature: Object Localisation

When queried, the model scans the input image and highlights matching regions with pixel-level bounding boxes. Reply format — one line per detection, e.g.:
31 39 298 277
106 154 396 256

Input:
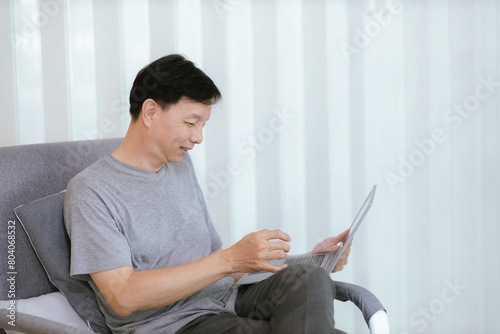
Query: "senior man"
64 54 350 334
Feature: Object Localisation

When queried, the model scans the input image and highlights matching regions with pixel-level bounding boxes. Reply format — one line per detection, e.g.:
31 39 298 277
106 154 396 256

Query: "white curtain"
1 0 499 332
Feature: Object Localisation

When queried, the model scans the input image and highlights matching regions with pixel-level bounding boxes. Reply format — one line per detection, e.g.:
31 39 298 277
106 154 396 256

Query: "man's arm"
90 229 291 317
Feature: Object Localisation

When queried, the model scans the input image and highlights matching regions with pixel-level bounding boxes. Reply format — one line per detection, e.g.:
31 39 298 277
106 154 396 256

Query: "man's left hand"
311 229 352 273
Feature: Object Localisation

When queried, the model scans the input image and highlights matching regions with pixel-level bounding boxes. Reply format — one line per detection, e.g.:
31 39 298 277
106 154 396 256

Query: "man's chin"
165 155 182 164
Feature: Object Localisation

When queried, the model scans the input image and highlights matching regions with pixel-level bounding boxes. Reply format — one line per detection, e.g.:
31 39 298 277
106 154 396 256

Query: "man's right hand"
220 229 291 274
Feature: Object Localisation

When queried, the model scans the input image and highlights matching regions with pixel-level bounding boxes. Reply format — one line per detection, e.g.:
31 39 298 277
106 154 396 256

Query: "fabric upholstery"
333 280 386 326
0 309 91 334
0 139 121 300
14 191 110 334
0 292 87 331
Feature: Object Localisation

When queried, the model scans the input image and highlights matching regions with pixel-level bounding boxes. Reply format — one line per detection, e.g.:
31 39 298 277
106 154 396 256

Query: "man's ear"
141 99 158 128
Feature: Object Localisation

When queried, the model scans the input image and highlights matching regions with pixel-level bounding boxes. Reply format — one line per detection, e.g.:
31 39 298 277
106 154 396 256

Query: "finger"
341 250 349 260
269 241 291 252
343 240 353 255
257 251 288 272
263 263 288 273
319 237 339 248
263 229 291 242
343 243 351 253
333 254 350 273
328 230 348 244
337 229 350 242
333 259 347 273
268 250 288 260
345 236 354 247
325 244 341 252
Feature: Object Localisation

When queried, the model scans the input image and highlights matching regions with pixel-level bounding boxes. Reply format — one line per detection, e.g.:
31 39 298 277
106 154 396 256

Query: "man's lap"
177 263 345 334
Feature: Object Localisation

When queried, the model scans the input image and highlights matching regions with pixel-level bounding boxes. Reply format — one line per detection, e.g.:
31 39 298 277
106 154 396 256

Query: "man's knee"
284 263 334 294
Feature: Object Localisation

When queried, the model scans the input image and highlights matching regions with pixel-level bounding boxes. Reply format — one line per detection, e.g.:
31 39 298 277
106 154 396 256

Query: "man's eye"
186 122 195 126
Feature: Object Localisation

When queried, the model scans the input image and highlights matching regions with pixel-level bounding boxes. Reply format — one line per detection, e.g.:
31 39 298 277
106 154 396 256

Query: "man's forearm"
91 250 233 317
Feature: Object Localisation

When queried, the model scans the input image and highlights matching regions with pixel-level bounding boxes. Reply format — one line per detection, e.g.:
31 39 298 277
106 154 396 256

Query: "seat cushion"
0 291 88 333
14 191 110 334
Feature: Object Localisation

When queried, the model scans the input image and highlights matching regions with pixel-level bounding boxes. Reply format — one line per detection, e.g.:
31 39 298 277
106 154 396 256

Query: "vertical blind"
1 0 499 332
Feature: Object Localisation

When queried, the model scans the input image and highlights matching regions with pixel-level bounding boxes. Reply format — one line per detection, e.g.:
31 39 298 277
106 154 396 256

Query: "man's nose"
190 127 203 144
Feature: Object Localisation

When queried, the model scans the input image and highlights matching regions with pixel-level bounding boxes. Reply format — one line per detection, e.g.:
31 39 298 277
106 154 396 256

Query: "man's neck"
111 129 164 173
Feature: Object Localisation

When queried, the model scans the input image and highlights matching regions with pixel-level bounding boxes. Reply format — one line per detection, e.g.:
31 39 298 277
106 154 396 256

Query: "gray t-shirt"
64 154 237 334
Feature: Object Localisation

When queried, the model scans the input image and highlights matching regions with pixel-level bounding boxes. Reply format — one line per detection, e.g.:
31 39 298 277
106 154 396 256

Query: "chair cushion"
0 291 88 332
14 191 110 334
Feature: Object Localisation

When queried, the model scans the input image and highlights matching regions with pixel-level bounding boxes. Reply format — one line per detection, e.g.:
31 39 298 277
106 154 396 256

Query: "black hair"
129 54 221 121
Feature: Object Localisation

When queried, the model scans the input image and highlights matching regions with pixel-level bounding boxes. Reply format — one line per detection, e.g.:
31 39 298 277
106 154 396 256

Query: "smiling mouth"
180 146 192 151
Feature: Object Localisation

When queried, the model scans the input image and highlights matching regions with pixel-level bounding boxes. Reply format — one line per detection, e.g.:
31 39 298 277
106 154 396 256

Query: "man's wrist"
211 248 235 276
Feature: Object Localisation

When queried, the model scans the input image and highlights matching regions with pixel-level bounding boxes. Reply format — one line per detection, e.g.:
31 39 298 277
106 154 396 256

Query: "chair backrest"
0 138 121 299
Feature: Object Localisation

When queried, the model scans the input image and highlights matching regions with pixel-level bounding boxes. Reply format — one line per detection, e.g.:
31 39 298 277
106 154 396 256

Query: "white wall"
1 0 499 332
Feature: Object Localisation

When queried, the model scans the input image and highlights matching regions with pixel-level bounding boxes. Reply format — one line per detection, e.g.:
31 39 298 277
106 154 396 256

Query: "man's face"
152 97 211 164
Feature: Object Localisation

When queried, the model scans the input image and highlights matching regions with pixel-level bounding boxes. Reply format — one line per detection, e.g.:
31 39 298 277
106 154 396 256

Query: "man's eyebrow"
185 114 210 122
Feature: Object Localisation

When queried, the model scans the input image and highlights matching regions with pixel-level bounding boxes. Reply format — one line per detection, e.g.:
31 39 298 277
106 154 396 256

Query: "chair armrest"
0 309 93 334
333 280 388 333
368 310 390 334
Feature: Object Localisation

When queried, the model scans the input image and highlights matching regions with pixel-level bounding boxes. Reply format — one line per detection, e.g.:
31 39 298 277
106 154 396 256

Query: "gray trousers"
176 263 347 334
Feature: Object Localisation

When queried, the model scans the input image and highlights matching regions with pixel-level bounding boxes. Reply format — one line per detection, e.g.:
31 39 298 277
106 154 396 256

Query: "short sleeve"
64 198 132 280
